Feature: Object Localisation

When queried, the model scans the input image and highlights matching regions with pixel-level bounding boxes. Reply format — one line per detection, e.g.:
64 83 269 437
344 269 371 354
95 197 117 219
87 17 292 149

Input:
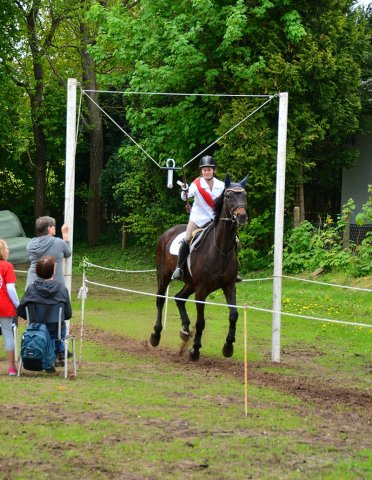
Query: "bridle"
219 187 247 223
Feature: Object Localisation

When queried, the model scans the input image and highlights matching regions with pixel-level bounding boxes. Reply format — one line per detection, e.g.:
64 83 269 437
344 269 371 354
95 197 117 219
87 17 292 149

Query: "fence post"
293 206 300 228
343 214 350 250
121 222 127 250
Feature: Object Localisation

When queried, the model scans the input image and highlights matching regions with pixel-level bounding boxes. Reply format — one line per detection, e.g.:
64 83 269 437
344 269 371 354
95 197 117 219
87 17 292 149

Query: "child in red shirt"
0 239 20 376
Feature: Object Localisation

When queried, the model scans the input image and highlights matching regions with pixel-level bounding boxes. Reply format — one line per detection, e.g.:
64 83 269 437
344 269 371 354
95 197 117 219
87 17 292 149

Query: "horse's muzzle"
232 207 247 225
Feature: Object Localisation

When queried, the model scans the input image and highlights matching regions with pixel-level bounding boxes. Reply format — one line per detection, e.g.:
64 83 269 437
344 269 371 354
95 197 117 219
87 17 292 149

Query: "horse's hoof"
222 343 234 357
149 333 160 347
189 348 200 361
180 329 191 343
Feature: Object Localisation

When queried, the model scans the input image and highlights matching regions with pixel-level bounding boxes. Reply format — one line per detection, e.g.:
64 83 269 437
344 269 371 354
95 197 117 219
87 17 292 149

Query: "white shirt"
181 176 225 227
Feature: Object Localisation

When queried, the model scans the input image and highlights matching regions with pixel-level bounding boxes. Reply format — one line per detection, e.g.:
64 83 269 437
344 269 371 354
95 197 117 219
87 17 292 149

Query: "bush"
283 193 372 276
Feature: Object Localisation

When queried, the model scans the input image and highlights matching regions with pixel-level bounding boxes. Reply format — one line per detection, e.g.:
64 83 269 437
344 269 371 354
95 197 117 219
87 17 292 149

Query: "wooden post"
121 222 127 250
293 206 300 228
343 214 350 250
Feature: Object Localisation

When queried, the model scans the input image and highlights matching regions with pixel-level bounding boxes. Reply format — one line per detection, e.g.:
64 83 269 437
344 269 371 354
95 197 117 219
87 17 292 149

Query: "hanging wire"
84 89 275 99
75 89 83 148
184 96 276 167
81 90 162 168
80 87 277 170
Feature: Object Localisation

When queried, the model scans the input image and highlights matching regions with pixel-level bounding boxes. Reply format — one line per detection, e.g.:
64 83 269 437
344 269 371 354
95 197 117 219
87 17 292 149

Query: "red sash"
194 177 214 208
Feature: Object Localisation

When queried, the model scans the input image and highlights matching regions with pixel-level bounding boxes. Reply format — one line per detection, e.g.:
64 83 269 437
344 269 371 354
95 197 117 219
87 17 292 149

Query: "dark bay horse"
150 175 248 361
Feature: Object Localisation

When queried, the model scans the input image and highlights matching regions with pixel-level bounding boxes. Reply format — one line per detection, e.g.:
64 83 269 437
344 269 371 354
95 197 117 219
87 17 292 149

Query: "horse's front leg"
150 277 170 347
222 284 238 357
175 284 195 342
189 295 206 361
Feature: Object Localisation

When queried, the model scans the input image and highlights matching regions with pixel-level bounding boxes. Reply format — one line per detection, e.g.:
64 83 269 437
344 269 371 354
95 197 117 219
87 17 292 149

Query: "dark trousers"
46 322 66 355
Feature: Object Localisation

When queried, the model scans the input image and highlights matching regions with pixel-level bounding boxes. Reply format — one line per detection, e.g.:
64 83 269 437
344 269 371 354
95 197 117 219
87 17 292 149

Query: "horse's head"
223 174 248 225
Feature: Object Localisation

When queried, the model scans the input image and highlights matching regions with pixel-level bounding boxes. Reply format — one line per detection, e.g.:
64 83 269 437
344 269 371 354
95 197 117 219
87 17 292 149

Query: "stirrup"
172 268 183 280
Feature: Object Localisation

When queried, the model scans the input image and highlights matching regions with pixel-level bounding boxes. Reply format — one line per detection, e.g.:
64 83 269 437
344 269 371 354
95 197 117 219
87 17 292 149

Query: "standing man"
26 216 71 287
172 155 225 280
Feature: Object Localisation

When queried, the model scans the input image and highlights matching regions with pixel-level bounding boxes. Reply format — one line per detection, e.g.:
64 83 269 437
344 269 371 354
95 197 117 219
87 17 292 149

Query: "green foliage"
283 195 372 276
281 10 307 43
87 0 369 253
355 184 372 226
238 210 274 270
100 145 187 244
0 0 369 257
0 0 83 221
351 232 372 276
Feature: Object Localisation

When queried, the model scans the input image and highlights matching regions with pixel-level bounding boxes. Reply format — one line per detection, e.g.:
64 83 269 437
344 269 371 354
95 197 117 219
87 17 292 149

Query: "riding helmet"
199 155 217 169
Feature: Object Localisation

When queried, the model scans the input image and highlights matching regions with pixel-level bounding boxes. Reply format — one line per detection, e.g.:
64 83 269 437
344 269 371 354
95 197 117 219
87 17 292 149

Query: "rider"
172 155 225 280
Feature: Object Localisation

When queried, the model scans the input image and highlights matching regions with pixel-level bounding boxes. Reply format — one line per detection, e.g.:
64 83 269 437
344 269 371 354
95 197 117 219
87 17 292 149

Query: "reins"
213 186 245 255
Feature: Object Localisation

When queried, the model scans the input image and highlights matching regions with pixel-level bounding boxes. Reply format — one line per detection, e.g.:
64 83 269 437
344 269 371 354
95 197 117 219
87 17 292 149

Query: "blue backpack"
21 323 56 371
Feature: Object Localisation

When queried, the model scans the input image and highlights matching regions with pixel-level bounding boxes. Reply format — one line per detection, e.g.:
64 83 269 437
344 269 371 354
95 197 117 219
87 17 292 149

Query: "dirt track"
83 325 372 449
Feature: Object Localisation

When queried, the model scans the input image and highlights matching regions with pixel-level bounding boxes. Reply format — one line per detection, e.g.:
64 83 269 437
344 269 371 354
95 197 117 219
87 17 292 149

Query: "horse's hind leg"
175 284 195 342
150 276 171 347
222 284 238 357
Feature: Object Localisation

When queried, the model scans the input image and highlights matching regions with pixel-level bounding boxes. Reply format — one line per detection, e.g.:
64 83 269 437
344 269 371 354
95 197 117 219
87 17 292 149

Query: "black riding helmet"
199 155 217 169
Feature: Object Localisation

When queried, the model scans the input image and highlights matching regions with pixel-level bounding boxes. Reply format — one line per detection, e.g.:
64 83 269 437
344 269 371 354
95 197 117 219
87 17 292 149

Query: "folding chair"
18 303 76 379
0 318 18 361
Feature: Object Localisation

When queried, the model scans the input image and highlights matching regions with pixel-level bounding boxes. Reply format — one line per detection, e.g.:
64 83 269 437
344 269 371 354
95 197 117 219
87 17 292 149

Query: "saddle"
169 222 213 256
190 222 213 252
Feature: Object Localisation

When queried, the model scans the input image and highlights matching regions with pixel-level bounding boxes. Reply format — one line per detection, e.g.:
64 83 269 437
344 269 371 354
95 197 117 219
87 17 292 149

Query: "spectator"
0 239 20 376
26 216 71 287
18 256 72 361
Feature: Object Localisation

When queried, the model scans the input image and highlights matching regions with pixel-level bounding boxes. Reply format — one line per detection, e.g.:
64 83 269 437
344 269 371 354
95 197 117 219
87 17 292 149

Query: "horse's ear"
239 174 249 189
225 174 231 188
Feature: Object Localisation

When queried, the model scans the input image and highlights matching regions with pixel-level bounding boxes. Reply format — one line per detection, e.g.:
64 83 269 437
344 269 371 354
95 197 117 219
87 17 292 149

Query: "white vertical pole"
272 92 288 363
64 78 77 297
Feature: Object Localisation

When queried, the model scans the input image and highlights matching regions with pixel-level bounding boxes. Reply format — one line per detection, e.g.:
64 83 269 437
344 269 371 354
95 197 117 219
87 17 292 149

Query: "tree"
0 0 106 243
87 0 369 253
360 3 372 132
0 2 33 223
11 0 68 218
79 4 105 244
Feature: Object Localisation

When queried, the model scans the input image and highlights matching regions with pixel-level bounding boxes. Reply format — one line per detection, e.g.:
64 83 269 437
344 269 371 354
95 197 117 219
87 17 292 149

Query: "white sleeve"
187 182 196 198
6 283 20 308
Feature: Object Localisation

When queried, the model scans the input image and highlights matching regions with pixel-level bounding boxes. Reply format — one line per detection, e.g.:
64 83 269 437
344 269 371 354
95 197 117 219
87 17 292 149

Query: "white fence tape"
84 276 372 329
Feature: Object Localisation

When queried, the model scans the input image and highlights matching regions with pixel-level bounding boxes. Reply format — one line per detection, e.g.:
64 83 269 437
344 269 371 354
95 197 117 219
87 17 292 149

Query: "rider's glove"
177 180 189 191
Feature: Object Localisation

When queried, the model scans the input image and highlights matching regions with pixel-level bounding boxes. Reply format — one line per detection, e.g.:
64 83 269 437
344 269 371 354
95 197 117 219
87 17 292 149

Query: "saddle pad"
169 231 186 256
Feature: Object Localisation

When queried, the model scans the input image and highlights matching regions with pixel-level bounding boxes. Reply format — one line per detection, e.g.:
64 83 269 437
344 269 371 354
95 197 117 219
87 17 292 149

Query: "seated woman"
17 256 72 360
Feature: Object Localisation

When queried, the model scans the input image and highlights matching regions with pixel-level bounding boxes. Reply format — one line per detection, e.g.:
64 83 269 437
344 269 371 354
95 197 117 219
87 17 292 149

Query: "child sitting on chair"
17 256 72 360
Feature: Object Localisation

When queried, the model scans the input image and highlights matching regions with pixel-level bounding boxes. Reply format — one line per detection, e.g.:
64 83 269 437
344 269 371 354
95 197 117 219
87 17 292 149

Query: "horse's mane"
213 189 225 222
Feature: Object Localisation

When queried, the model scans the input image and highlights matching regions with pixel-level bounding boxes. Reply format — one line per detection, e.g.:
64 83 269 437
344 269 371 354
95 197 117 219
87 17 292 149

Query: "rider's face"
201 167 214 180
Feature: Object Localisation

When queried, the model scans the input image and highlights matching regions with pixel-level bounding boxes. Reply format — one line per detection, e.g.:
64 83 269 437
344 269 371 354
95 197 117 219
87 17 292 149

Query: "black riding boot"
172 240 190 280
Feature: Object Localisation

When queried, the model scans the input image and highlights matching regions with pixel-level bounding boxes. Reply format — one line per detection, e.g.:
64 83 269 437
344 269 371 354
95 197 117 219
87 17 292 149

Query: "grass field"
1 246 371 479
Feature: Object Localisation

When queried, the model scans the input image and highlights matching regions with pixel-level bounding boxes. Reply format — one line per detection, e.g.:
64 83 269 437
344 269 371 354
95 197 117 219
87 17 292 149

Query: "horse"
150 174 248 361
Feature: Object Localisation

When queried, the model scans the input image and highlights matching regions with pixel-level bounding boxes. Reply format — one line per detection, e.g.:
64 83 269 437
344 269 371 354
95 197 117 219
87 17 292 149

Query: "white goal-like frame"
63 78 288 363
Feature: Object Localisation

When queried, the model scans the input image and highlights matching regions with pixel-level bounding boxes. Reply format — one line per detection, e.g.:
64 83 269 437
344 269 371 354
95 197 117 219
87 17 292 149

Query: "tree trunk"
27 5 48 219
32 122 47 218
81 23 104 245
